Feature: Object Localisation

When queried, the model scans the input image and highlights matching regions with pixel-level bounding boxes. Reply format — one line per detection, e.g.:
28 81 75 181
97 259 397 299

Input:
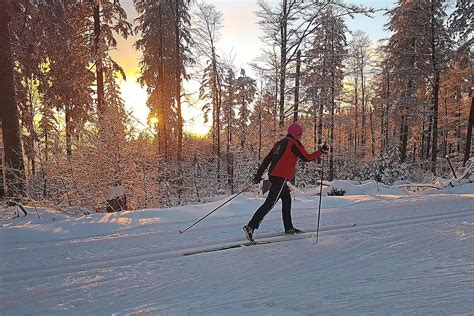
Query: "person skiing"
243 122 328 242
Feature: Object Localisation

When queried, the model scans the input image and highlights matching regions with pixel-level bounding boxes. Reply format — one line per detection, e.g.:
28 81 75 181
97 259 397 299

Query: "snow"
107 186 126 200
1 181 473 315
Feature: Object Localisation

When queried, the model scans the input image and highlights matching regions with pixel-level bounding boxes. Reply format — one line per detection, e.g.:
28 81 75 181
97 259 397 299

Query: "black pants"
248 176 293 231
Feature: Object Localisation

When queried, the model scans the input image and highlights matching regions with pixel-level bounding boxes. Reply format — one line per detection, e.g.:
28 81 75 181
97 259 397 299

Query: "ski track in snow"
0 191 473 315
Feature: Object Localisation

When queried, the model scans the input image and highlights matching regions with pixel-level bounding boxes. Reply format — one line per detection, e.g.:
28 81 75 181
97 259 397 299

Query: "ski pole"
315 158 324 244
178 184 253 235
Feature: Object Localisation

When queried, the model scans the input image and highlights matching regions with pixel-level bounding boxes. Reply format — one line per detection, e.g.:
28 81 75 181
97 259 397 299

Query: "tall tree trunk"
274 66 279 140
0 130 4 198
329 84 335 181
380 101 385 155
175 1 183 162
158 6 168 156
312 93 317 150
329 64 335 180
385 69 390 153
400 81 410 163
456 88 462 152
174 1 184 200
65 104 72 159
360 48 366 157
211 49 221 187
429 1 440 175
94 3 105 118
464 96 474 166
370 107 375 157
443 89 448 157
278 0 288 128
0 0 26 196
228 107 234 193
426 111 432 160
354 74 359 157
293 50 301 122
421 121 426 160
317 89 324 149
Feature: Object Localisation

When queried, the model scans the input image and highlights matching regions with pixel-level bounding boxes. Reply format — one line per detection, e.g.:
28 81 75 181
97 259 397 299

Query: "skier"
243 122 328 242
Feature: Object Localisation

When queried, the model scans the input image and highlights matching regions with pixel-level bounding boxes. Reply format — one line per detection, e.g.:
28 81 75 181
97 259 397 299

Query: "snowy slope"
1 183 473 315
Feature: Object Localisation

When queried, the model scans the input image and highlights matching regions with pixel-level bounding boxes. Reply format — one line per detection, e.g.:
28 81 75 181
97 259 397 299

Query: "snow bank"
326 180 407 196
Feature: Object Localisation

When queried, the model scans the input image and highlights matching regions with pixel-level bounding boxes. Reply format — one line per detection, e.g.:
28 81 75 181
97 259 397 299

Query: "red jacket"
256 134 323 181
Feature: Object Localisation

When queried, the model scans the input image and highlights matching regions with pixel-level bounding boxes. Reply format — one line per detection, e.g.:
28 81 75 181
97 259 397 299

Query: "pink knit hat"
288 123 303 137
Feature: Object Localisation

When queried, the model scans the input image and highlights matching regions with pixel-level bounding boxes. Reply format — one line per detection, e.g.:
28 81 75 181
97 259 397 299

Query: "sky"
110 0 396 136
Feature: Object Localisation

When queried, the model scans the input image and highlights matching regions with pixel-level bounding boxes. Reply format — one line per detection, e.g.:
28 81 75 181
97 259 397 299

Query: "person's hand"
319 143 329 154
253 174 263 184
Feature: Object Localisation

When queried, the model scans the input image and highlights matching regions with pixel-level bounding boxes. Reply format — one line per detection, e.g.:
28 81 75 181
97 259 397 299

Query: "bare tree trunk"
318 89 324 148
400 112 408 163
312 93 317 150
175 1 184 201
211 49 221 187
274 66 279 141
464 96 474 166
278 0 288 128
370 107 375 157
94 3 105 118
157 5 165 153
293 50 301 122
456 87 462 152
380 102 385 154
429 1 440 175
329 72 335 181
385 70 390 153
426 111 432 160
443 89 448 157
0 1 26 196
65 104 72 159
360 48 366 157
421 120 426 160
354 74 359 157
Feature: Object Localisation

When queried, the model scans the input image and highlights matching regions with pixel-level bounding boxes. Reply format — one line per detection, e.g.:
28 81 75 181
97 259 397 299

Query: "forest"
0 0 472 213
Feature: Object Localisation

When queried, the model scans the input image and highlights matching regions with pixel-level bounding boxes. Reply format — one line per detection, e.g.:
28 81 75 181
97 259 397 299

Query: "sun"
119 78 211 136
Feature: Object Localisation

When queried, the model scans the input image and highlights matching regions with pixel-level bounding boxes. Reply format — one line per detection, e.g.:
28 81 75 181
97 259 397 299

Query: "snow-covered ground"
1 182 473 315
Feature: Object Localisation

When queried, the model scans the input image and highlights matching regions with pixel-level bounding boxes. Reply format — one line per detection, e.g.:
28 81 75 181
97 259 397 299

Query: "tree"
449 0 473 166
135 0 181 155
371 46 393 156
387 0 450 174
348 31 371 158
194 1 224 185
221 65 237 192
257 0 373 129
304 4 347 180
387 0 427 164
235 68 257 149
91 0 132 125
0 0 26 196
173 0 192 163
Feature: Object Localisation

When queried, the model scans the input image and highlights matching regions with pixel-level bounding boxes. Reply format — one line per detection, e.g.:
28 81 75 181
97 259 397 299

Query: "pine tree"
387 0 450 174
449 0 473 166
235 68 257 149
304 4 347 180
135 0 185 156
90 0 132 125
221 65 237 193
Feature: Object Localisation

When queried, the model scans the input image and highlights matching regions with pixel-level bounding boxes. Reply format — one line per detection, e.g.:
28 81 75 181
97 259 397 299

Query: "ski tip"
177 230 183 235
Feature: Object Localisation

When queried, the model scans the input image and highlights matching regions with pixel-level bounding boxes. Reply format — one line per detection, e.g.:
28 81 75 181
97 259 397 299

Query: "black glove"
253 174 263 184
320 143 329 154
